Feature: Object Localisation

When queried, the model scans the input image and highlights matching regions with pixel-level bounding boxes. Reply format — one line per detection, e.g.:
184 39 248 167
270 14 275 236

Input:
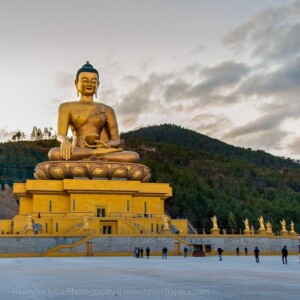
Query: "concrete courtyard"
0 255 299 299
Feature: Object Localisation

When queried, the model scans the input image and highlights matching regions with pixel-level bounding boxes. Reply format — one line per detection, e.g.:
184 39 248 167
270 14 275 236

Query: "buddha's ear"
75 80 80 97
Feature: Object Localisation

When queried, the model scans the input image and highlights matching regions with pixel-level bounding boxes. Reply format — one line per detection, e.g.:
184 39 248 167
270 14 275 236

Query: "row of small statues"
211 215 296 235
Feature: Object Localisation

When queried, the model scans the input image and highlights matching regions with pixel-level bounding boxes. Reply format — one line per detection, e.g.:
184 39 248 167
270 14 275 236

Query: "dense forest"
1 124 300 233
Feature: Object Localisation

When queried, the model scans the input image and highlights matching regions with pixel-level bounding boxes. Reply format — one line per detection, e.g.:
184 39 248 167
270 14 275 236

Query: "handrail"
41 235 93 256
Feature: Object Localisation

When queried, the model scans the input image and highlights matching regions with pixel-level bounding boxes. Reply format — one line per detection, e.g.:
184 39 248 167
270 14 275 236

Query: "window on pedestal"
49 200 52 212
72 199 76 211
97 208 106 217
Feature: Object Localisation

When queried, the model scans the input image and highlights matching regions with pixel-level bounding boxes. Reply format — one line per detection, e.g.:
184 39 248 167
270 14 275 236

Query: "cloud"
117 72 172 115
288 137 300 155
236 56 300 100
189 113 233 138
52 72 74 90
190 44 206 54
188 61 251 100
223 0 300 62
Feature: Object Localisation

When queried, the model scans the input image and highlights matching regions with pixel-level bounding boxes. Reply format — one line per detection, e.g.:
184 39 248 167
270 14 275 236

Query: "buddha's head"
75 61 100 97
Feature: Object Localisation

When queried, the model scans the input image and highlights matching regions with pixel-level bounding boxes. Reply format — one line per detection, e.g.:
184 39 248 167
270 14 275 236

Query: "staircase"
41 235 93 257
187 218 198 234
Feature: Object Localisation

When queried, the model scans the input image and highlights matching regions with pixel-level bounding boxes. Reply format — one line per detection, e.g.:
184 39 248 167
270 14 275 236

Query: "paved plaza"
0 255 299 299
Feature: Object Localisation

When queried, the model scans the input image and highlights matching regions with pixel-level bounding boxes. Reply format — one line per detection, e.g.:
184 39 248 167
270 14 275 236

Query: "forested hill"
121 124 299 169
122 124 300 233
0 124 300 232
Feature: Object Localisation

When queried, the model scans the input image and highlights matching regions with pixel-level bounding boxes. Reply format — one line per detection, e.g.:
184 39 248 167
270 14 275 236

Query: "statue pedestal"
211 228 220 235
12 178 188 236
243 229 251 236
258 229 266 235
280 230 288 236
266 231 273 236
26 227 34 235
289 230 296 237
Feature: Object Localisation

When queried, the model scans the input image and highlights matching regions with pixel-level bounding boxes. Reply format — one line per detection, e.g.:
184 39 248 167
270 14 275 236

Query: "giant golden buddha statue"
48 61 138 163
34 62 150 181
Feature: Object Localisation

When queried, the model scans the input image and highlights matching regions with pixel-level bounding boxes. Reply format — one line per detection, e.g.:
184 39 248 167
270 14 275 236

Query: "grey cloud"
189 114 232 137
227 129 287 151
164 80 192 102
223 1 300 61
237 56 300 99
190 45 206 54
288 137 300 155
163 61 250 105
52 72 74 89
223 109 286 140
117 72 172 115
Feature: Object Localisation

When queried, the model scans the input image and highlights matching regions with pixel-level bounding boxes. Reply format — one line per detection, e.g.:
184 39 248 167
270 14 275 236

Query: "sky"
1 0 300 159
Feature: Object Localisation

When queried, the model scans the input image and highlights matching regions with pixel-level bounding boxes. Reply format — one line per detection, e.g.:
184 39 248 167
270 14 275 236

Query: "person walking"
236 247 240 256
254 246 260 263
162 246 168 259
140 247 144 258
281 245 288 264
217 248 223 261
146 247 150 259
244 247 248 256
183 246 188 258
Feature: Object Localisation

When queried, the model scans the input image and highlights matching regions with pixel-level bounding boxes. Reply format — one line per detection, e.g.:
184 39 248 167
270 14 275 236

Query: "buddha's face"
76 72 99 96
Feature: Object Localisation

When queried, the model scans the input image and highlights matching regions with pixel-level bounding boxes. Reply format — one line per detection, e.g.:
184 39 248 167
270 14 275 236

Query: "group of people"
235 247 248 256
217 246 289 264
134 247 150 259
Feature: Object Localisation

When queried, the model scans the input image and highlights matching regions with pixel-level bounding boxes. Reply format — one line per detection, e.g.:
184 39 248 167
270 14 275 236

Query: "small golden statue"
83 215 90 231
258 215 266 235
162 215 170 232
25 214 34 234
27 214 33 228
210 215 220 235
290 221 296 236
258 216 265 230
280 219 287 236
243 218 251 235
251 225 255 235
265 221 273 235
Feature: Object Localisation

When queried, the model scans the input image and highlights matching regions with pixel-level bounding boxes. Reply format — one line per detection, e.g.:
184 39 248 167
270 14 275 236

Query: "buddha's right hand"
60 140 73 160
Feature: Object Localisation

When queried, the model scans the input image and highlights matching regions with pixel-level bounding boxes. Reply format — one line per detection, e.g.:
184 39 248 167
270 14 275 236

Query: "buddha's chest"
69 105 105 128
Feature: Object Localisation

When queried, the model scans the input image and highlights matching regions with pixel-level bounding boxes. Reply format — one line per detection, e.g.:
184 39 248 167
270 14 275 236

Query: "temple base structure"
11 179 188 235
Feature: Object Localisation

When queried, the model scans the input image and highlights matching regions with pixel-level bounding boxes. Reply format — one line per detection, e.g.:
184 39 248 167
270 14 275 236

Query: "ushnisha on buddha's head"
75 61 100 98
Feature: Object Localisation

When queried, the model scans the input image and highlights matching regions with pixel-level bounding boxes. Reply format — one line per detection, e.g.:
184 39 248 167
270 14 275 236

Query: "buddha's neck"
79 95 94 103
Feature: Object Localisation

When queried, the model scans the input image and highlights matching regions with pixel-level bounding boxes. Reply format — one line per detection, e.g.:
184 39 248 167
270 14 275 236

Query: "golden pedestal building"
12 179 188 235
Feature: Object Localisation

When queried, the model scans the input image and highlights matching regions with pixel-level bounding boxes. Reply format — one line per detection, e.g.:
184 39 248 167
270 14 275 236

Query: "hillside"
122 124 300 233
0 124 300 233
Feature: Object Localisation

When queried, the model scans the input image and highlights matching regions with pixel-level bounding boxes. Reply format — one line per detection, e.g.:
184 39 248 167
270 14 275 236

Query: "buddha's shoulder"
59 101 114 110
97 102 115 113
